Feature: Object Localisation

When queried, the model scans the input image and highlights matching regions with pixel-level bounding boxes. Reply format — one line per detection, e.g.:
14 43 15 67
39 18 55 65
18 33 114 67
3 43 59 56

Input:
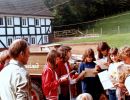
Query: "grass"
57 11 130 48
58 33 130 48
90 11 130 34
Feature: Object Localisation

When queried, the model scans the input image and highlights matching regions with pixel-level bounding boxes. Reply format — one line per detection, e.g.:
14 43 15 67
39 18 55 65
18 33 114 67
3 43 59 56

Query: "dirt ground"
30 42 98 55
64 43 98 55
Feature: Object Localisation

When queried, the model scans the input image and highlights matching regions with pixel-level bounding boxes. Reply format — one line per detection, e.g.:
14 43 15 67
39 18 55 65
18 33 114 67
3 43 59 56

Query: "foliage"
43 0 130 30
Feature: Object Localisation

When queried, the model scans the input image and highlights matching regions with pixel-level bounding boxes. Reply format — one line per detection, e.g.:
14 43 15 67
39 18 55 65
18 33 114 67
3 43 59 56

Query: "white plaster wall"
36 28 40 34
0 28 5 35
7 28 13 35
29 27 35 34
22 28 28 34
46 19 51 25
14 17 20 25
36 35 41 44
15 27 21 35
41 18 45 25
43 35 48 43
41 27 45 34
29 18 34 25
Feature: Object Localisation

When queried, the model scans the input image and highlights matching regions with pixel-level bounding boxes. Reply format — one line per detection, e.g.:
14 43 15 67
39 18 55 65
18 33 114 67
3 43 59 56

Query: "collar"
9 59 24 67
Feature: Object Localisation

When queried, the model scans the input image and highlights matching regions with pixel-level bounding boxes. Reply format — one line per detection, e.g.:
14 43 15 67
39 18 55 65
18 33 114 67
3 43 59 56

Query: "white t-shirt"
125 75 130 95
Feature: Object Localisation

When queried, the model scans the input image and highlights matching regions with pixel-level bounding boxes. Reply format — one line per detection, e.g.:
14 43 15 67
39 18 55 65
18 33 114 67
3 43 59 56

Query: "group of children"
41 41 130 100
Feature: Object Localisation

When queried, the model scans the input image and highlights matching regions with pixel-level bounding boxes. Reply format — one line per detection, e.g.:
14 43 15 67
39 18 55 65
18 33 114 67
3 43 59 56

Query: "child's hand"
70 79 77 85
93 69 98 75
95 65 101 72
104 62 109 66
60 75 68 83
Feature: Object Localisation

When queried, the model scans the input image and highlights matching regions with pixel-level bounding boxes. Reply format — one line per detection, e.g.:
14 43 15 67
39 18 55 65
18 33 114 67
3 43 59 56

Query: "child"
116 46 130 100
108 48 122 100
78 48 101 100
96 41 112 70
42 50 68 100
56 45 79 100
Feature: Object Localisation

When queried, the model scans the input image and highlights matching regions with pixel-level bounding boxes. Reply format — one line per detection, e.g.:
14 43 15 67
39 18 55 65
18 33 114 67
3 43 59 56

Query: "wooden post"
118 26 120 34
101 27 102 35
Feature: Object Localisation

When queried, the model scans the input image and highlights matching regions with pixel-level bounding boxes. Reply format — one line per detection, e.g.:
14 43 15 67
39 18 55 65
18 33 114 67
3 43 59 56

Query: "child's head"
109 48 120 62
97 41 110 59
82 48 95 63
76 93 93 100
57 46 72 63
47 50 61 69
119 46 130 64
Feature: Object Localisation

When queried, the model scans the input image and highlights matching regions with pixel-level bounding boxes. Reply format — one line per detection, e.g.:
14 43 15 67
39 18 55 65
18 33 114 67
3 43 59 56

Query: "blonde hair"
76 93 93 100
119 46 130 59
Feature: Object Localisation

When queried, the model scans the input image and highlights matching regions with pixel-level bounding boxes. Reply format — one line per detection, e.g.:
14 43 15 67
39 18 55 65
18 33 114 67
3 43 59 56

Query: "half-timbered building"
0 0 53 48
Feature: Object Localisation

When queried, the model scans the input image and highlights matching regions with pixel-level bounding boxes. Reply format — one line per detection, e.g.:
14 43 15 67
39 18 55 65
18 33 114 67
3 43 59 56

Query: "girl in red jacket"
56 46 75 100
42 50 68 100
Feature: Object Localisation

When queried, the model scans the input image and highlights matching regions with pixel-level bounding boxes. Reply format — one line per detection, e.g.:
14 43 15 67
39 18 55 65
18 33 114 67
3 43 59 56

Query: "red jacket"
42 64 60 100
56 61 71 97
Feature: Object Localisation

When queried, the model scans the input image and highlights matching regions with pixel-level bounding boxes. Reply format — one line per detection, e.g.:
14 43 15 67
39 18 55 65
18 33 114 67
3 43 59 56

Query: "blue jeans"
108 89 117 100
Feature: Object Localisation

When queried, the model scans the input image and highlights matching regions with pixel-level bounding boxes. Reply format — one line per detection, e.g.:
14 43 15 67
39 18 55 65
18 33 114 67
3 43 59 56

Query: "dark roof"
0 0 53 17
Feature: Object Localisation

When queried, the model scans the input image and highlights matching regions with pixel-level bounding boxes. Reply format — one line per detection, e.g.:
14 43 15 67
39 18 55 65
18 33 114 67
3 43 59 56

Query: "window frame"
7 17 13 26
22 18 28 27
7 37 13 46
35 18 40 27
0 17 5 26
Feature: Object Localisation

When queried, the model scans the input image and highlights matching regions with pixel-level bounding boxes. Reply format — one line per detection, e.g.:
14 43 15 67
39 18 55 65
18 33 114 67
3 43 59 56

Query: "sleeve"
78 63 84 73
15 69 31 100
42 68 60 96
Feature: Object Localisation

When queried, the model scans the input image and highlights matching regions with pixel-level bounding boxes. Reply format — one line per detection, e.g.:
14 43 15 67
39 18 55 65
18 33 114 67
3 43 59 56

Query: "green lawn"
58 33 130 48
88 11 130 34
58 11 130 48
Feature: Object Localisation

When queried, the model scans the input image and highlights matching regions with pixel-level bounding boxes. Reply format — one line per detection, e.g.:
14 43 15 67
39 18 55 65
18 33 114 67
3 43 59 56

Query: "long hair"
57 46 72 63
97 41 110 59
82 48 96 62
109 48 121 62
47 50 61 69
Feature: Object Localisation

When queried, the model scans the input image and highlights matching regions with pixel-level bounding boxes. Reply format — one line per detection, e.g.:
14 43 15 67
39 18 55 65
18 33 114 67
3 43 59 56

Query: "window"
24 37 29 43
44 35 48 43
7 38 13 46
31 37 35 44
7 17 13 26
0 17 4 25
22 18 27 26
35 19 40 26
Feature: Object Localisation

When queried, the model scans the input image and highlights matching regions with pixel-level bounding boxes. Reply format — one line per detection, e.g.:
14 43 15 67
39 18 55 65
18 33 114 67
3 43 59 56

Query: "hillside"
57 11 130 48
87 11 130 34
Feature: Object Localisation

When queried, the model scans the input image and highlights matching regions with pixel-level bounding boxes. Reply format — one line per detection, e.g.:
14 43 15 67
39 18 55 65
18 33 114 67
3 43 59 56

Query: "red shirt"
42 63 60 100
56 61 71 96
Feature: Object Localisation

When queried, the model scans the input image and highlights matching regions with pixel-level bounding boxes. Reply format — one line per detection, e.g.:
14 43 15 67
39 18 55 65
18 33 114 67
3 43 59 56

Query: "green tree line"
44 0 130 30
